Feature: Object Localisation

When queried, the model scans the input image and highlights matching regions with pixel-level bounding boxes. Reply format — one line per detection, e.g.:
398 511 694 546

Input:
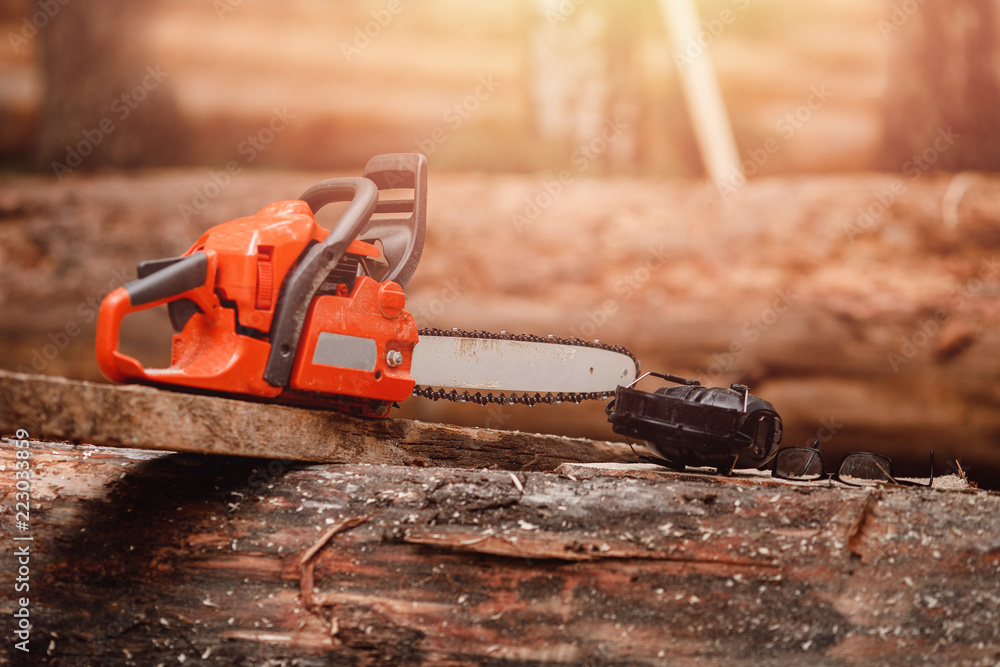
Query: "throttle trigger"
347 239 380 257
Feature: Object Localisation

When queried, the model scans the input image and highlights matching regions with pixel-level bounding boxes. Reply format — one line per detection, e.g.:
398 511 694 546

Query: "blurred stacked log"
0 0 906 176
1 170 998 484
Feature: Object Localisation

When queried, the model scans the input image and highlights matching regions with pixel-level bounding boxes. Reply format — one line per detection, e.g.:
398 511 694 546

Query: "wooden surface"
0 370 634 471
1 437 997 665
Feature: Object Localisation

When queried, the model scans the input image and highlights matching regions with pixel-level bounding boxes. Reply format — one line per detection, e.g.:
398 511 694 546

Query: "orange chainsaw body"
96 154 426 417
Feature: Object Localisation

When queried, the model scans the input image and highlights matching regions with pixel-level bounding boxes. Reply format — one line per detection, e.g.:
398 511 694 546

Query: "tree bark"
0 440 993 665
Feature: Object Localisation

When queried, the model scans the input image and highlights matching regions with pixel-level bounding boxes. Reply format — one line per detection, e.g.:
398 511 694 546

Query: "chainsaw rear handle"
263 176 380 388
297 153 427 290
96 252 217 383
357 152 427 289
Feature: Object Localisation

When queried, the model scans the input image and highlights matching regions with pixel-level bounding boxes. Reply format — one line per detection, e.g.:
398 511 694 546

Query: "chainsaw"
94 153 783 471
96 153 639 418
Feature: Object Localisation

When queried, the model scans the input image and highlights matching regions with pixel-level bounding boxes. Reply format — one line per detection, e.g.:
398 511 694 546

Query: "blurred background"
1 0 999 485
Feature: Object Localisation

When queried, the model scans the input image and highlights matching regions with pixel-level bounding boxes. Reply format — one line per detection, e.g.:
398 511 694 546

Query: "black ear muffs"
606 372 782 475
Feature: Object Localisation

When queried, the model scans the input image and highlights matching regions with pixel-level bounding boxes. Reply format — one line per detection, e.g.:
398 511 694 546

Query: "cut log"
881 0 1000 171
36 0 187 170
0 440 994 665
0 370 634 470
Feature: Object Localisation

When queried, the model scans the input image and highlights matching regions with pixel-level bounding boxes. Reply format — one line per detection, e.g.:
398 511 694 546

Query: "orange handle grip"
95 286 148 383
95 252 219 383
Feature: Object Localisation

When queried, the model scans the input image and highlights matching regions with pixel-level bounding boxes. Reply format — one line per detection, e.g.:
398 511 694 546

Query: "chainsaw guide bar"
412 328 639 406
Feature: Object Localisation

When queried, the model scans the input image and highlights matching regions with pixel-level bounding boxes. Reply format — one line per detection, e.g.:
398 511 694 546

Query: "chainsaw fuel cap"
606 372 782 476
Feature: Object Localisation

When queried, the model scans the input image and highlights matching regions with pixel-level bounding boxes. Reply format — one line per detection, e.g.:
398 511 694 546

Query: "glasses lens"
775 448 825 480
838 454 894 485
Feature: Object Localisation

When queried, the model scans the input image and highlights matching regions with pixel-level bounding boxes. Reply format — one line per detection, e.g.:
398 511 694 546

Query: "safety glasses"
771 442 934 488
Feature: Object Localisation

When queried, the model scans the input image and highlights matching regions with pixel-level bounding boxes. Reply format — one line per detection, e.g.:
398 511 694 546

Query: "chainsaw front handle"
96 251 219 383
264 176 380 388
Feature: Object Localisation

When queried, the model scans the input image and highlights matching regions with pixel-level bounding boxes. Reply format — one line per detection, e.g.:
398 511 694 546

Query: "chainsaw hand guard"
263 176 380 388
